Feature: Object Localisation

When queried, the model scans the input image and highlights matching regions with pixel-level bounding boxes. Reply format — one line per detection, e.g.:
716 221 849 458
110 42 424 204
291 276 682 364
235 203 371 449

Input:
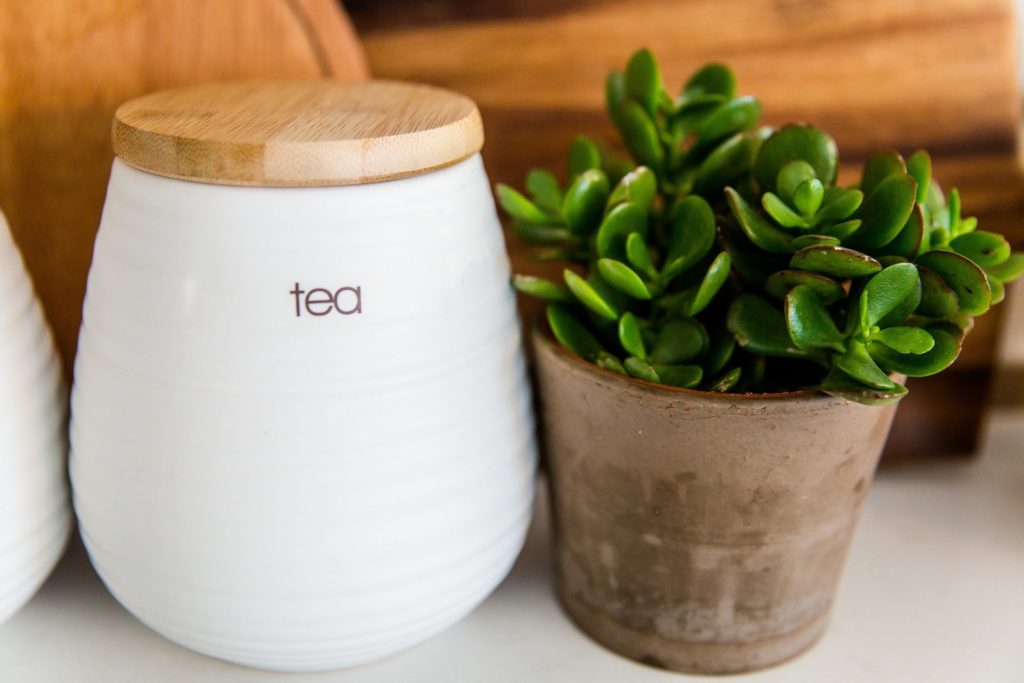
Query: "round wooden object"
113 80 484 186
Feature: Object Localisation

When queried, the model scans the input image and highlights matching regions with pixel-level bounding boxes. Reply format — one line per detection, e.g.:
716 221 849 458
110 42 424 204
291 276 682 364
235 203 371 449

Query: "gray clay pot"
532 326 900 674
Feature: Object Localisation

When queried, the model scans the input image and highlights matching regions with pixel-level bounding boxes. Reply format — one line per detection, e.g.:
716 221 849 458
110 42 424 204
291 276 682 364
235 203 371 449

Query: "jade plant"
498 48 1023 405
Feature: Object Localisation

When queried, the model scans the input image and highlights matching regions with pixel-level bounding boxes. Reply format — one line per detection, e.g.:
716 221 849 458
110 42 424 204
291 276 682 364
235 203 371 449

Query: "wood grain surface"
0 0 369 373
114 80 482 185
348 0 1023 457
349 0 1018 155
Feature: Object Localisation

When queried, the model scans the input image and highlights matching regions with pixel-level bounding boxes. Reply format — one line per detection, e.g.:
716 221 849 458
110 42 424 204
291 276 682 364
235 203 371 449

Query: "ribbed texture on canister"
70 156 536 671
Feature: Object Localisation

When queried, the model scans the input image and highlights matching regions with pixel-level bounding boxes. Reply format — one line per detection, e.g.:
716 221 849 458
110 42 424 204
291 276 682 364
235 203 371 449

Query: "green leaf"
860 151 905 197
664 195 717 276
849 172 917 250
835 341 898 390
727 294 805 358
766 270 845 305
683 63 736 100
692 96 761 154
719 218 784 287
985 252 1024 283
762 192 808 228
857 286 871 334
512 274 573 302
618 312 647 359
777 160 818 202
937 317 973 340
926 227 951 253
869 326 960 377
693 129 764 193
562 169 610 235
651 363 704 388
546 304 603 361
512 221 572 245
872 326 935 354
597 258 652 300
595 202 648 259
790 246 882 278
705 366 742 392
678 251 732 316
564 269 618 321
923 179 949 231
568 136 602 177
657 82 676 116
621 100 664 172
813 189 863 225
876 274 922 328
991 277 1006 305
624 48 662 115
788 234 840 251
671 96 722 134
794 179 825 217
916 250 992 316
948 188 962 235
784 285 846 352
878 204 924 260
703 328 736 376
906 150 932 204
626 232 658 279
650 319 707 364
820 367 907 406
496 184 555 224
860 263 921 328
916 266 960 318
608 166 657 211
605 71 628 129
724 186 793 254
525 169 562 214
624 356 660 383
588 270 632 313
595 351 627 374
818 219 862 240
754 124 839 194
950 231 1011 268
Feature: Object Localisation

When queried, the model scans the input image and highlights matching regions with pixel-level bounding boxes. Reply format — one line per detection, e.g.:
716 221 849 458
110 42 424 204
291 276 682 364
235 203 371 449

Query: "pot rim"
530 317 837 404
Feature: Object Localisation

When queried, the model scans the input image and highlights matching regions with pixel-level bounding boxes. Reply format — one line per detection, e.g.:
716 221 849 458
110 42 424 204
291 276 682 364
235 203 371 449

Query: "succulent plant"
498 48 1023 406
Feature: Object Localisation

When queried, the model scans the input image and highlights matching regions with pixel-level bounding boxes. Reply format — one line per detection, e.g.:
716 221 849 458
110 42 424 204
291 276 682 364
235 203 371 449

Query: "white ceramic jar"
0 208 71 625
69 81 536 671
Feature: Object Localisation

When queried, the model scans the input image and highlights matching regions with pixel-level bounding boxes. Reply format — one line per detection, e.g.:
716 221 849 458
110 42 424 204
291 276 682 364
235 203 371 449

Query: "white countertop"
2 409 1023 683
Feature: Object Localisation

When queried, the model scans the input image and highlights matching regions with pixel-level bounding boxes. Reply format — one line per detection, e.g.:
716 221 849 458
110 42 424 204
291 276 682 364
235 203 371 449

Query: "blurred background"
0 0 1021 462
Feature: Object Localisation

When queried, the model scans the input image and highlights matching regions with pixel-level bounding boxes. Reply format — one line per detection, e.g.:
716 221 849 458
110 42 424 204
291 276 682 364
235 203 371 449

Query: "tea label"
290 283 362 316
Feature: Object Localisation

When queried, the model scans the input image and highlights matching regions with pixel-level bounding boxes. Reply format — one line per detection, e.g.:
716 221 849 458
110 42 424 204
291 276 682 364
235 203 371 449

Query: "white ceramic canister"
0 208 71 625
69 81 537 671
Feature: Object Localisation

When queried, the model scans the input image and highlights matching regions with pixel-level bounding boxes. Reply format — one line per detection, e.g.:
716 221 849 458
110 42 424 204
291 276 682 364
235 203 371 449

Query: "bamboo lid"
112 80 484 186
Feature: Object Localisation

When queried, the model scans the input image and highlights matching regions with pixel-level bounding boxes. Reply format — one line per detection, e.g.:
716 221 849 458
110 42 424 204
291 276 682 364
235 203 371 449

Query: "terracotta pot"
532 326 900 675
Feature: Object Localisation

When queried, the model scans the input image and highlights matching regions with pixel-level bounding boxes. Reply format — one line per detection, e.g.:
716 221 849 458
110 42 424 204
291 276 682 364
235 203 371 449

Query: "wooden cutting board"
0 0 369 375
347 0 1022 458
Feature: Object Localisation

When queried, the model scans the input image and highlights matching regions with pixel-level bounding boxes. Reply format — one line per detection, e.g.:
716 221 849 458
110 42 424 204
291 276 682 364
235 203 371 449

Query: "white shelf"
3 410 1024 682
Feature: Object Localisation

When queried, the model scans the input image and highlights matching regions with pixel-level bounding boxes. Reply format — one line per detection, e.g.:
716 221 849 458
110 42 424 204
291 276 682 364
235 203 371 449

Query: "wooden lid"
112 80 484 186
